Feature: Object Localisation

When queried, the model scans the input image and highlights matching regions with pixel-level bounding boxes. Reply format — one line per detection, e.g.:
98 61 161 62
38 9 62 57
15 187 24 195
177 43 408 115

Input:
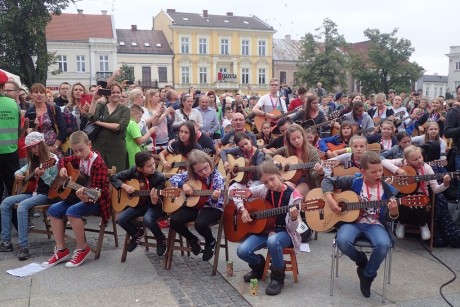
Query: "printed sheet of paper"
6 263 47 277
300 243 310 253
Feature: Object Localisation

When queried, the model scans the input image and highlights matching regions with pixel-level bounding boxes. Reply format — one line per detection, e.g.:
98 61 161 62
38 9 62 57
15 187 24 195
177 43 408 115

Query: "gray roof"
273 38 304 61
420 74 448 83
116 29 173 55
165 11 274 31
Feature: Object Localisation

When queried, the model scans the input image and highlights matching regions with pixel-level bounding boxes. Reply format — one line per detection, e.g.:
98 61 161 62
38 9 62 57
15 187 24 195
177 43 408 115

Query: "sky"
65 0 459 76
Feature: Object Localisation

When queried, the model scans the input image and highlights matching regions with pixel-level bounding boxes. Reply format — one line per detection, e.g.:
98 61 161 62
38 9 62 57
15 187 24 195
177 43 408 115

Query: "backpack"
433 193 460 248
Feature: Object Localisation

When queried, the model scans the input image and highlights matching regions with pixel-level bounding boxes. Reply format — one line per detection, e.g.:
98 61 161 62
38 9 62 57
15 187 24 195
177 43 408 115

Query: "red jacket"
288 97 303 111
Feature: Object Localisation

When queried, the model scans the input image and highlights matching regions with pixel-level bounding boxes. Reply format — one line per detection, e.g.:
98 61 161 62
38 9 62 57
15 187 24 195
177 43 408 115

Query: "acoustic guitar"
373 110 405 126
304 188 430 232
226 155 283 183
298 111 342 131
272 155 337 182
164 154 187 174
14 158 56 194
162 180 228 213
48 162 101 203
332 165 361 177
111 179 181 212
383 166 460 194
223 198 324 242
254 107 302 132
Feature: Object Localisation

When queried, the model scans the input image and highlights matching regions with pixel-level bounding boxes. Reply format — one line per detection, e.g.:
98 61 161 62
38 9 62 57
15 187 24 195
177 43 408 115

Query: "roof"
273 38 304 61
420 74 448 83
164 10 274 31
347 41 370 56
46 13 114 41
116 29 173 55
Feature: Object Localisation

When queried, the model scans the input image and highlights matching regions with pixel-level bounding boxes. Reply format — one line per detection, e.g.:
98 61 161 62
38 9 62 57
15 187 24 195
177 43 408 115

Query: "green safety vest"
0 95 20 154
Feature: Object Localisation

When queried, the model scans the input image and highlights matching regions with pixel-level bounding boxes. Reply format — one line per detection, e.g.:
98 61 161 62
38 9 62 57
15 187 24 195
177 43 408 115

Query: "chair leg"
291 251 299 283
121 233 130 263
224 239 229 261
111 212 119 248
164 228 175 270
144 226 150 251
330 240 337 296
261 251 271 281
429 196 436 252
382 254 388 303
43 211 52 239
94 223 106 260
388 248 392 284
212 216 225 276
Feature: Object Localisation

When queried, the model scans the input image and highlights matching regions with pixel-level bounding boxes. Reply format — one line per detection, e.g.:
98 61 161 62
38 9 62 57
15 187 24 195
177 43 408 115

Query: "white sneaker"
420 224 431 240
395 223 405 239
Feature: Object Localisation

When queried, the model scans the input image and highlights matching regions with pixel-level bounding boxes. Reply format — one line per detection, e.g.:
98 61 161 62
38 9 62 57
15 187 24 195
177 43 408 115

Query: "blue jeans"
117 205 165 239
1 193 54 247
47 200 100 220
336 223 391 278
237 230 292 268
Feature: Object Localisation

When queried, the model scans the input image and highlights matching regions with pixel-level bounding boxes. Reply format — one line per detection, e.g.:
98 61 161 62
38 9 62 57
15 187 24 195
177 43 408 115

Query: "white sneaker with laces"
420 224 431 240
395 223 405 239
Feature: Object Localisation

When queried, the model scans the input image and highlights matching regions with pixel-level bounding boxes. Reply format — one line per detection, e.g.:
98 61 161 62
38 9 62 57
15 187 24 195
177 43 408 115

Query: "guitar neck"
66 181 86 192
310 119 334 130
411 172 458 182
129 189 170 197
192 189 228 197
288 161 316 171
172 161 187 167
252 203 298 220
23 171 37 183
236 166 258 172
344 199 393 211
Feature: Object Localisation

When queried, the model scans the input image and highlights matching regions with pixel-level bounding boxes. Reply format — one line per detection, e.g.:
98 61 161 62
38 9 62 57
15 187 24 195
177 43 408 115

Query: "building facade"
446 46 460 97
272 35 304 87
46 11 118 90
116 26 173 89
153 9 276 95
415 74 448 100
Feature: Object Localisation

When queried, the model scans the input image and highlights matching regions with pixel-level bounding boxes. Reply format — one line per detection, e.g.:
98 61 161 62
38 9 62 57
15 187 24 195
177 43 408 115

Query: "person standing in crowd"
287 87 307 111
251 78 287 120
88 83 130 172
54 82 71 107
314 82 326 99
196 95 220 139
215 112 257 155
444 84 460 202
172 94 203 133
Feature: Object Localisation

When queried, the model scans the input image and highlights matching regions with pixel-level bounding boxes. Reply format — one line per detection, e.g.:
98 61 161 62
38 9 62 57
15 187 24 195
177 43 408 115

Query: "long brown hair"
303 94 319 120
423 122 440 144
285 123 310 163
27 141 51 170
186 149 214 181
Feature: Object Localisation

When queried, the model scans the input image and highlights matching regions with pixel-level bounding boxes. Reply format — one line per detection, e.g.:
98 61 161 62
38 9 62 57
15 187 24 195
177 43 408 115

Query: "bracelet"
239 207 246 213
389 212 399 220
323 191 333 196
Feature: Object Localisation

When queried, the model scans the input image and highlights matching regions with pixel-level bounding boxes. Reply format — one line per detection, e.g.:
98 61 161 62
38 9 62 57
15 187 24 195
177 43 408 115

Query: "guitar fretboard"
287 161 317 171
342 199 394 211
406 172 459 183
252 204 299 220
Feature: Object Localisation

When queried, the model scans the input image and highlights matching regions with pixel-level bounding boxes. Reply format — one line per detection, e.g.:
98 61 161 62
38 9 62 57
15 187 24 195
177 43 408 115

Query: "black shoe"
202 239 216 261
156 236 167 256
18 247 30 261
357 267 374 298
127 229 144 252
0 242 13 252
243 254 266 282
356 251 368 269
265 266 286 296
189 237 201 256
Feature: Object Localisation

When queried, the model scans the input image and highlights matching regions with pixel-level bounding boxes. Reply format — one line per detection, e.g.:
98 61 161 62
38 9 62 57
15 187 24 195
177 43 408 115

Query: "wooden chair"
261 247 299 283
64 166 119 260
121 217 156 262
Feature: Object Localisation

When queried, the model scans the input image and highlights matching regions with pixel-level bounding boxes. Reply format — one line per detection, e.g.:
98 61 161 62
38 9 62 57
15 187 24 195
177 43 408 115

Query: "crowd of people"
1 69 460 298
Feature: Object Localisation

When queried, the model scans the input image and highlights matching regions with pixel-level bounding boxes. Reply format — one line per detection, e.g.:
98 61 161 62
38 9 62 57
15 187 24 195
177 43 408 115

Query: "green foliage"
115 64 135 83
0 0 70 88
295 18 348 91
349 28 424 95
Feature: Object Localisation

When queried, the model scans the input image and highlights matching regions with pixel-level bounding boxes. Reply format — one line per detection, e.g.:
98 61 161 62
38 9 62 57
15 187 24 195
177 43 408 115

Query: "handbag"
83 107 103 141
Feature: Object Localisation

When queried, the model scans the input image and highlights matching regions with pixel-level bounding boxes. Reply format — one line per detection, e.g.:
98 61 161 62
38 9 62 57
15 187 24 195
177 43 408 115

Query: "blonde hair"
186 150 214 181
349 135 367 146
69 131 90 145
257 161 281 178
144 89 160 111
423 122 440 144
403 145 422 160
128 88 143 104
67 83 87 109
381 120 395 134
285 123 310 163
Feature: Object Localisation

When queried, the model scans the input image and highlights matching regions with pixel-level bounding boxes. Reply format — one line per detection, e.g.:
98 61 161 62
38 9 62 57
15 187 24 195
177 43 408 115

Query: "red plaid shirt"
58 151 111 224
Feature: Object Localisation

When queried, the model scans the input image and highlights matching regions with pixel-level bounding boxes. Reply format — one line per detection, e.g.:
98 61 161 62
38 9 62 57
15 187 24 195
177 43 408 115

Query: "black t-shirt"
264 185 296 228
197 133 215 155
54 96 68 107
265 135 284 149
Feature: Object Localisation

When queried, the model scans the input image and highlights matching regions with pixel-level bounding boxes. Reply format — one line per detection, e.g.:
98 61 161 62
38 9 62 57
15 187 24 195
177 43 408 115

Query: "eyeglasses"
194 164 210 174
270 84 279 87
4 89 17 92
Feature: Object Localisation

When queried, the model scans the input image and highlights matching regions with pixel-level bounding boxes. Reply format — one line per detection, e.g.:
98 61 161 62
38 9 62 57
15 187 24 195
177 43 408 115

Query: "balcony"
96 71 112 80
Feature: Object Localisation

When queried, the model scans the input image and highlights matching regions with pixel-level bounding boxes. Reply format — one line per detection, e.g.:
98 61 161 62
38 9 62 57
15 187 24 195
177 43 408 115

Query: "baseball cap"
23 132 45 149
335 93 344 101
0 70 8 84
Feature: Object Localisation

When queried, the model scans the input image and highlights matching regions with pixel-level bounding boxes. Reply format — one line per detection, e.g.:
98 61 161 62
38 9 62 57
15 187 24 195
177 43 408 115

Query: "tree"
295 18 348 91
115 64 135 84
349 28 424 95
0 0 70 89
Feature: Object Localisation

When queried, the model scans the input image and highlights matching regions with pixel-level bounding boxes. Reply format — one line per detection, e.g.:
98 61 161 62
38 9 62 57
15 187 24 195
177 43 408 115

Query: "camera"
195 90 201 95
125 80 134 85
98 88 112 96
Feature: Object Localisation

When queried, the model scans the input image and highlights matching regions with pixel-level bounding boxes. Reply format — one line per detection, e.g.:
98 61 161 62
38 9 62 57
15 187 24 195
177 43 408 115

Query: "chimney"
101 10 107 15
166 9 176 13
285 35 291 41
203 10 208 17
77 9 83 14
226 12 233 16
131 25 137 31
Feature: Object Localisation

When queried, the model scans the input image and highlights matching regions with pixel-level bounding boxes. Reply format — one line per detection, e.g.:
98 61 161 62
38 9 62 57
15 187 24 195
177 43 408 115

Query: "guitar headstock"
40 158 57 170
428 159 448 167
391 175 415 185
229 188 251 199
401 194 430 207
301 198 325 211
161 187 181 198
323 160 339 168
328 110 341 120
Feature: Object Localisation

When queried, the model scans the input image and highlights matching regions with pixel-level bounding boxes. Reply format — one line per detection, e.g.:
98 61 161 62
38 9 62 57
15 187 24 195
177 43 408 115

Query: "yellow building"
153 9 276 95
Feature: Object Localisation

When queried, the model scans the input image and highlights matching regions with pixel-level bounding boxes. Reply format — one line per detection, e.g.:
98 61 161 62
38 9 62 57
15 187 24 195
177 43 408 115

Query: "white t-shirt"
256 93 287 113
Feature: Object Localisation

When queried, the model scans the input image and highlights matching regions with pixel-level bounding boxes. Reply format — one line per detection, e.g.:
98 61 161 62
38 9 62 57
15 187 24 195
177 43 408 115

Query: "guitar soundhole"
61 178 71 190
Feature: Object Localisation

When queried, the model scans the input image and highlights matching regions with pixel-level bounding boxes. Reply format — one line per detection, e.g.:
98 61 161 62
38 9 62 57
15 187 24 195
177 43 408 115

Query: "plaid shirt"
58 151 111 223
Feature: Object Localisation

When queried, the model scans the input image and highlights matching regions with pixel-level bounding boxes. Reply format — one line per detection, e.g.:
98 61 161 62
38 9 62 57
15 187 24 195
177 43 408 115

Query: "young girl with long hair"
318 121 353 158
256 121 275 145
380 131 412 159
366 120 397 152
412 122 447 158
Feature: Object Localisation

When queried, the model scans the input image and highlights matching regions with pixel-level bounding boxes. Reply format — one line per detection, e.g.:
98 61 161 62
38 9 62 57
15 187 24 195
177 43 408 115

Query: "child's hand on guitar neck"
35 167 45 177
289 206 299 221
211 189 221 200
150 188 159 204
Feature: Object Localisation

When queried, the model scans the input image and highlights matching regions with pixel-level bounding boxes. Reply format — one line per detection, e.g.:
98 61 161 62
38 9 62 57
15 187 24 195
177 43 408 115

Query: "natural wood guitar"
254 107 302 132
272 155 336 182
383 166 460 194
332 165 361 177
111 179 181 212
164 154 187 174
298 111 342 131
304 188 430 232
14 158 56 194
48 162 101 203
223 198 324 242
226 155 282 183
163 179 227 213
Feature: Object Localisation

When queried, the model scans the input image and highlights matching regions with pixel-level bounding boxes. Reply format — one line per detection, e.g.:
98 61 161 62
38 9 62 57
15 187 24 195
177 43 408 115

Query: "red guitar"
14 158 57 194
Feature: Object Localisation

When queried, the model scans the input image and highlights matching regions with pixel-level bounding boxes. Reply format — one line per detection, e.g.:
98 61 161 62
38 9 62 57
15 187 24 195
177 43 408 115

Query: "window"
434 87 438 97
181 67 190 84
456 62 460 70
57 55 67 72
221 39 229 55
242 40 249 56
199 38 207 55
181 37 189 54
258 68 266 85
99 55 109 72
76 55 85 73
258 40 266 56
280 71 286 84
142 66 151 83
425 87 430 97
199 67 207 84
241 68 249 84
439 87 443 96
158 67 167 82
219 67 227 73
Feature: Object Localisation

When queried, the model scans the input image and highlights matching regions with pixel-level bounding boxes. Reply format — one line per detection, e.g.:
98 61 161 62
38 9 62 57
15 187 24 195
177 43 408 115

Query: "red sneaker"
42 247 70 268
65 246 92 268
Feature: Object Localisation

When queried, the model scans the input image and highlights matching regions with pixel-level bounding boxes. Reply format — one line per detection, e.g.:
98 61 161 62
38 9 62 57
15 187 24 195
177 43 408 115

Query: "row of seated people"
0 118 457 298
